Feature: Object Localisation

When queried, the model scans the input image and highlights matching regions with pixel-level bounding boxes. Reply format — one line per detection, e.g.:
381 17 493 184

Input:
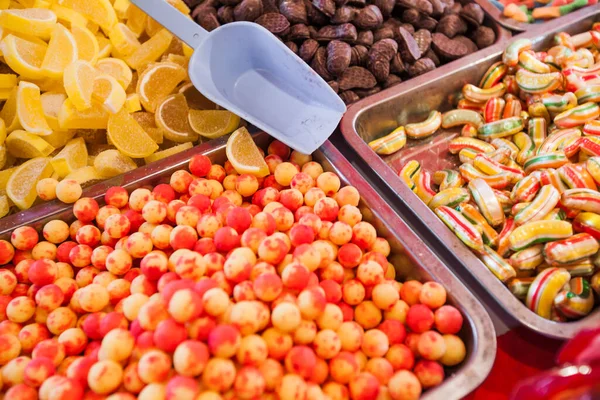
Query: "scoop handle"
130 0 207 49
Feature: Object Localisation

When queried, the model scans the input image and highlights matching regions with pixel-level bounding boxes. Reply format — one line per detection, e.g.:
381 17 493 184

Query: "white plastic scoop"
131 0 346 154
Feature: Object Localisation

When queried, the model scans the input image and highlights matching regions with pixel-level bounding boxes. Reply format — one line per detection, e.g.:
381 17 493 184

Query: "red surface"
465 327 563 400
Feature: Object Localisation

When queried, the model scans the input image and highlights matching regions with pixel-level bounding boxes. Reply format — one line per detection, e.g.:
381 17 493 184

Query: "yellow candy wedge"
113 0 130 18
144 142 193 165
136 61 186 113
0 8 56 39
40 91 66 131
57 0 117 31
108 22 140 57
71 25 99 65
155 93 198 143
6 156 53 209
93 149 136 177
41 23 78 79
58 98 108 129
43 128 75 149
0 167 16 192
0 87 19 131
107 107 158 158
0 118 7 145
51 136 87 177
0 74 17 90
96 34 112 59
125 93 141 113
125 28 172 71
226 127 269 177
92 74 126 114
131 111 163 144
125 4 146 37
0 34 47 79
95 57 132 89
189 110 240 139
16 81 52 136
50 3 87 28
63 60 96 111
0 194 9 218
65 165 106 184
6 129 54 158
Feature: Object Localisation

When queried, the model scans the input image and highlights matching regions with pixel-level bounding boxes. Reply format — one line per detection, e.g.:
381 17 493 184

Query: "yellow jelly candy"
41 23 78 79
136 61 186 113
144 142 193 165
58 0 117 31
92 74 126 114
65 165 106 184
6 129 54 158
131 111 163 144
16 81 52 136
226 127 269 177
0 74 17 90
0 34 47 79
0 194 9 218
0 166 16 192
93 149 137 177
125 4 146 37
95 58 132 90
43 129 76 149
125 28 172 71
58 98 108 129
0 118 7 145
107 108 158 158
96 34 112 59
1 87 19 132
40 91 66 131
50 3 87 28
188 110 240 139
0 8 57 39
71 25 99 65
155 93 198 143
125 93 141 113
6 156 54 209
113 0 130 18
51 136 87 177
64 60 96 111
108 22 140 57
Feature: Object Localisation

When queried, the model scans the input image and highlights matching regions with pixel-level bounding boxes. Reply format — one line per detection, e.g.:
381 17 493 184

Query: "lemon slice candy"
7 156 54 210
189 109 240 139
107 107 158 158
92 74 126 114
0 34 47 80
64 60 96 111
41 23 78 79
16 81 52 136
0 8 57 39
6 129 54 158
51 136 87 177
226 127 269 177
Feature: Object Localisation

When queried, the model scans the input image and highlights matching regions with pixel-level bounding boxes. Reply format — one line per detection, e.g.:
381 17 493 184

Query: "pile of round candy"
382 27 600 321
0 140 467 400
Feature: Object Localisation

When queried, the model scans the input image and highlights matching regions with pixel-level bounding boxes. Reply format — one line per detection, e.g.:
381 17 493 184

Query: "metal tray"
339 6 600 339
0 132 496 398
475 0 532 32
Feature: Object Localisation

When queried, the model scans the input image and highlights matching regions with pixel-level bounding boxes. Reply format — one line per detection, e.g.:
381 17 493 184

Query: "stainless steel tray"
0 132 497 398
476 0 532 32
339 6 600 339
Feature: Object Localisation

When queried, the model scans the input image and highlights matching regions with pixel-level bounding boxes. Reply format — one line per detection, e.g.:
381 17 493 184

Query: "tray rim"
0 132 497 398
338 6 600 339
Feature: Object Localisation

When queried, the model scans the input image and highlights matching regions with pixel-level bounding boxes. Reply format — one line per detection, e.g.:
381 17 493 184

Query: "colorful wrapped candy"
371 33 600 321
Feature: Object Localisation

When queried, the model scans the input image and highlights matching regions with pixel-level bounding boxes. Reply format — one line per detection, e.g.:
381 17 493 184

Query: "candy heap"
0 0 241 217
0 130 467 399
499 0 596 24
370 28 600 321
